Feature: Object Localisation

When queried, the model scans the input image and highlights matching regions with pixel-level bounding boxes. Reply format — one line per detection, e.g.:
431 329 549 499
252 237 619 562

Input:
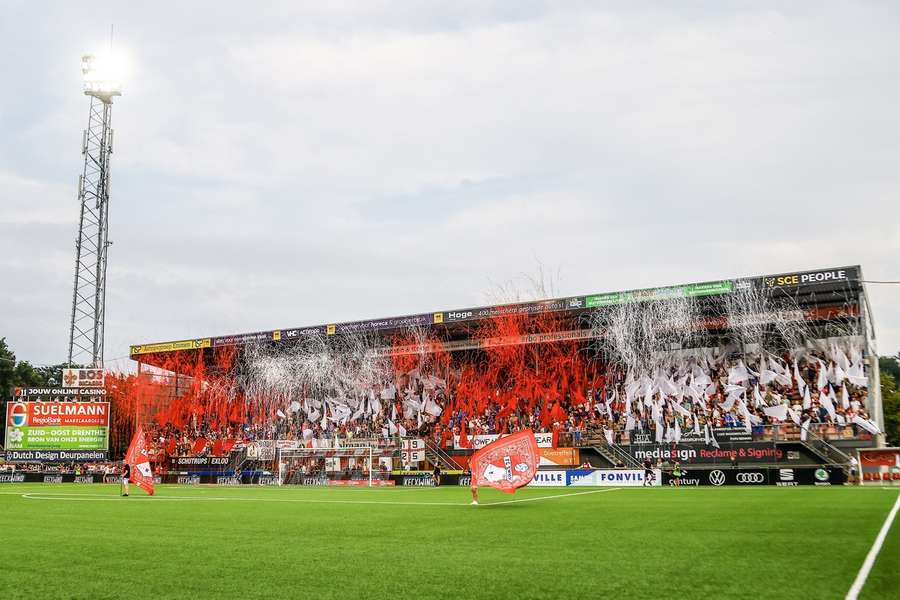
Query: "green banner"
585 280 733 307
5 426 109 450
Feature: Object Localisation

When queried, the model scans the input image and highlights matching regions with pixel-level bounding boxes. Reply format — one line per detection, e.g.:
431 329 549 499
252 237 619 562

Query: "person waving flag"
124 426 155 496
469 429 540 505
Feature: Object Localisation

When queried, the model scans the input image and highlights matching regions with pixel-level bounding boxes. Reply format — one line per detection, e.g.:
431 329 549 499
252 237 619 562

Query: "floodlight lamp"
81 53 122 103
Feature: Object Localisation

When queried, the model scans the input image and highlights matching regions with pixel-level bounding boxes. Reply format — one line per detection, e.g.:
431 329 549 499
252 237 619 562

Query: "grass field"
0 484 897 599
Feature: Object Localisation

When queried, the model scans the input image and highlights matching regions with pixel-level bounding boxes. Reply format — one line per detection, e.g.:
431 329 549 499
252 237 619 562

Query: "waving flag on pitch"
470 429 540 494
125 426 155 496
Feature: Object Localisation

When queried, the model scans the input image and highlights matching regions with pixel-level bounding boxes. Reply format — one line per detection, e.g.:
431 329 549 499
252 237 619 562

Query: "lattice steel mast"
67 55 121 367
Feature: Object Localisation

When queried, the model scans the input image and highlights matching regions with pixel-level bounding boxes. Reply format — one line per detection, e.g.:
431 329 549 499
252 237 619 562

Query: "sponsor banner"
528 470 567 487
708 469 768 486
216 476 241 486
628 428 752 445
458 474 472 487
567 469 661 487
400 475 436 486
4 449 108 462
585 281 733 307
454 432 553 450
0 474 26 483
173 456 230 468
624 442 816 465
761 267 857 290
177 475 201 485
5 402 109 451
328 480 395 487
43 475 64 484
73 475 94 484
773 467 847 486
130 338 211 355
13 388 107 399
257 475 280 486
62 368 105 389
539 448 580 467
377 329 597 357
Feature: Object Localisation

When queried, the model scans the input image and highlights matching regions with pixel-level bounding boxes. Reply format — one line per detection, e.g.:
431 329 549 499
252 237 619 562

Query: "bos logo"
10 403 27 427
432 312 444 324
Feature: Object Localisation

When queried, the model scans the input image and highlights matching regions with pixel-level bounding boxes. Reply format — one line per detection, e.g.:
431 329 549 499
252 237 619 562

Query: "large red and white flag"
125 426 155 496
470 429 540 494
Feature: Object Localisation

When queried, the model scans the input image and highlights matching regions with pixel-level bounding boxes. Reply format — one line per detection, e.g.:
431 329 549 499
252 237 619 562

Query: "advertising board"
5 402 109 451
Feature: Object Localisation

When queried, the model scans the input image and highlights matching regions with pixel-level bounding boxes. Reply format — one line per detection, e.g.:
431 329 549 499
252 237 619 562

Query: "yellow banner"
130 338 211 356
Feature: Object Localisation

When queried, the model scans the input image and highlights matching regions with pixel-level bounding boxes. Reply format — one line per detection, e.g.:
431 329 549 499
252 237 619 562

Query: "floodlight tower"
66 54 122 367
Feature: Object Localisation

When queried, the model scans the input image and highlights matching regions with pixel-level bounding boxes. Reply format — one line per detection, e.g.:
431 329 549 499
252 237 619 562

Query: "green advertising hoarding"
585 280 733 308
4 402 109 451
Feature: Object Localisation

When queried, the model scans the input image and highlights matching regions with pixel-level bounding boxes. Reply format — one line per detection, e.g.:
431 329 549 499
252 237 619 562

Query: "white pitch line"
15 487 622 507
481 487 621 506
845 492 900 600
19 492 466 507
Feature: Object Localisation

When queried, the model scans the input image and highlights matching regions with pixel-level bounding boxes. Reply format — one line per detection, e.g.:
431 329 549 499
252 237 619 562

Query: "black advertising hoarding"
173 456 230 469
131 265 862 354
4 449 108 462
624 442 818 465
760 267 860 290
660 467 847 486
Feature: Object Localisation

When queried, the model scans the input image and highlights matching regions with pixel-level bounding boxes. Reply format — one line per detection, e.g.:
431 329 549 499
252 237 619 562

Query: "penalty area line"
845 492 900 600
481 487 621 507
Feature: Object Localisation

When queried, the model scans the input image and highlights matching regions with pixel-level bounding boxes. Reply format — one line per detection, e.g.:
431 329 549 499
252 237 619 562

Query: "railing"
424 437 461 470
800 426 852 468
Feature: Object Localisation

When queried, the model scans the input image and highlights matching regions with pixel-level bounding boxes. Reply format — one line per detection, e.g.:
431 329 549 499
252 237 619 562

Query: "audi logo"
709 470 726 486
736 472 765 484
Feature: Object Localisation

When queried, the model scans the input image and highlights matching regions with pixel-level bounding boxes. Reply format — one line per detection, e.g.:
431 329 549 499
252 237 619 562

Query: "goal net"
277 444 397 487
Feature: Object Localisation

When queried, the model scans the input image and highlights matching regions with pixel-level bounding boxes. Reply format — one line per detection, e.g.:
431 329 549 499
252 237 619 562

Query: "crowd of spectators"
140 341 876 460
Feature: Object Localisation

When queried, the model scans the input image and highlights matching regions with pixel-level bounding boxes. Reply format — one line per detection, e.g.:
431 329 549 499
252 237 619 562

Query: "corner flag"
125 426 155 496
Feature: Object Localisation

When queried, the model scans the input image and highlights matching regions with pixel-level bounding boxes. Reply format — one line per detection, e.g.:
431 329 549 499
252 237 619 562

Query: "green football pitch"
0 484 897 599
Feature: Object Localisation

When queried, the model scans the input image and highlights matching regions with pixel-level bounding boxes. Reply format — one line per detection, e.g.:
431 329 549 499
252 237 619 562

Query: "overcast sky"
1 1 898 371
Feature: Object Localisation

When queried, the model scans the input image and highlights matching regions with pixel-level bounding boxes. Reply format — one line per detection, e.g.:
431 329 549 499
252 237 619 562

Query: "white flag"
851 415 880 435
762 404 788 421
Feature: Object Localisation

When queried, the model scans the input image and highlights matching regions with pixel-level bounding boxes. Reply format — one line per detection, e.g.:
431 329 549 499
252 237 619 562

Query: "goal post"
276 444 396 487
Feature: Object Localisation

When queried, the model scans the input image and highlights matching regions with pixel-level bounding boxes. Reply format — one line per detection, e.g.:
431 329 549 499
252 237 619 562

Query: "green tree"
0 337 17 402
880 356 900 447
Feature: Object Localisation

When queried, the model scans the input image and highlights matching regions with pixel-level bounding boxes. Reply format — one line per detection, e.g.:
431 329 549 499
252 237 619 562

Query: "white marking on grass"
845 492 900 600
20 492 465 506
16 487 621 508
481 487 621 506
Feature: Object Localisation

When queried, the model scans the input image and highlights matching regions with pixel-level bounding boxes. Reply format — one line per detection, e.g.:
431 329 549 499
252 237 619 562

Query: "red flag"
458 419 471 449
191 437 209 455
470 429 540 494
124 427 155 496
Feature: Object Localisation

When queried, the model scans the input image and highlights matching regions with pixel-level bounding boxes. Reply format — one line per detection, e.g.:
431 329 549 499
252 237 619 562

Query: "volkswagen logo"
736 472 765 484
709 470 726 486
